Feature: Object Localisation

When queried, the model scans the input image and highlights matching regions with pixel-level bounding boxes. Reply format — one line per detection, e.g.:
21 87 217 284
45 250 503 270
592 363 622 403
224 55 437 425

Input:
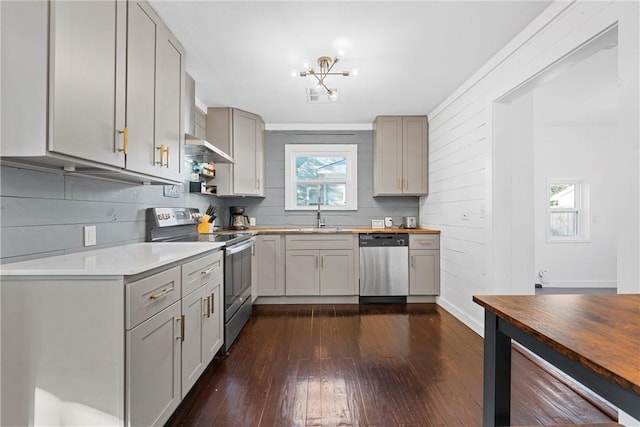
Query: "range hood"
184 73 234 164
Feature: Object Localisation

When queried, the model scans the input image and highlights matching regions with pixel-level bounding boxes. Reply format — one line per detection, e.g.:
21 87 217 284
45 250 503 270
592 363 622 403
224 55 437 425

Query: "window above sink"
284 144 358 211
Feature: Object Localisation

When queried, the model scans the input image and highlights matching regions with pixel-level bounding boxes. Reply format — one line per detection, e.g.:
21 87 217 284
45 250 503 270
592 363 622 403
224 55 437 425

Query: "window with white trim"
285 144 358 210
548 180 589 241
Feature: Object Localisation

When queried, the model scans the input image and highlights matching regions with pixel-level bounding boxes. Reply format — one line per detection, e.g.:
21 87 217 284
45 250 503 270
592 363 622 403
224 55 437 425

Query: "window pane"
549 183 576 208
296 184 347 207
295 156 347 180
550 212 578 236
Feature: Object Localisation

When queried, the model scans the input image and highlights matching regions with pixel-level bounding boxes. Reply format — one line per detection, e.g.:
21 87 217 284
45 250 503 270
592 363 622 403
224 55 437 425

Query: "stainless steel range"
146 207 254 352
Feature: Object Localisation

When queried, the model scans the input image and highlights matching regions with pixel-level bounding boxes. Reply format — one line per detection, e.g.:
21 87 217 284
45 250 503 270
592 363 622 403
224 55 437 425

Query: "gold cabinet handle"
316 255 319 269
210 293 215 314
203 297 210 318
321 255 324 269
175 315 183 341
149 287 173 300
411 255 414 268
156 144 165 166
117 127 128 154
398 178 402 190
165 146 170 168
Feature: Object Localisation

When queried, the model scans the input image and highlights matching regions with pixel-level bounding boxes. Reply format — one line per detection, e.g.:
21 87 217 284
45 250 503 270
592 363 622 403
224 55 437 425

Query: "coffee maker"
229 206 249 230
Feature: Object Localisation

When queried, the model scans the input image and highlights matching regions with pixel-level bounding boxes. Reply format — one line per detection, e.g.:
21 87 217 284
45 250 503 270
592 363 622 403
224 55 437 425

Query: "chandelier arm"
311 72 325 86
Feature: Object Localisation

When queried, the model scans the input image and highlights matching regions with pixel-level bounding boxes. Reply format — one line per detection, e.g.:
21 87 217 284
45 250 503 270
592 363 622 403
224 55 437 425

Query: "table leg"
483 310 512 427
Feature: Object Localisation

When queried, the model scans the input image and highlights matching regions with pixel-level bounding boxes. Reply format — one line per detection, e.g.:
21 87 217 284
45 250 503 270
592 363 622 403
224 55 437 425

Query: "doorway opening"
493 26 620 295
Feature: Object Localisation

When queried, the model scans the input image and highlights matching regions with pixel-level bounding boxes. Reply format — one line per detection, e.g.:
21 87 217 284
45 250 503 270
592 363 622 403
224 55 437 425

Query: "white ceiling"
149 1 552 127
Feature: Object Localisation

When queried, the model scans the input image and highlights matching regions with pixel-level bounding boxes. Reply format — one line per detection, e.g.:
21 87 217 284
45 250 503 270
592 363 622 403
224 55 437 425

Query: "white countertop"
0 242 225 276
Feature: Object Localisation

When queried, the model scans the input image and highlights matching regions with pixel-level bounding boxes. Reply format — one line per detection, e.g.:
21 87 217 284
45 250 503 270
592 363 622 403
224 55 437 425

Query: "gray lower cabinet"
254 235 285 296
284 235 357 296
409 235 441 295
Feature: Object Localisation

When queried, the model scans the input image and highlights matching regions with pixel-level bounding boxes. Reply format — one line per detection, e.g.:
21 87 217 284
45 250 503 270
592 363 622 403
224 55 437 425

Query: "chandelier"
291 55 358 102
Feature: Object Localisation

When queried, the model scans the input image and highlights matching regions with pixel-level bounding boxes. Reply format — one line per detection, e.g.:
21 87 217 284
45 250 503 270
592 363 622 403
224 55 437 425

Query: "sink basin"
293 227 346 233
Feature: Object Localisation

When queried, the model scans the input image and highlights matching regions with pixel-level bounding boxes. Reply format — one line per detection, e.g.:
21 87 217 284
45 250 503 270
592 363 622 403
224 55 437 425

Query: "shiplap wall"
0 165 225 263
225 131 419 227
420 0 639 334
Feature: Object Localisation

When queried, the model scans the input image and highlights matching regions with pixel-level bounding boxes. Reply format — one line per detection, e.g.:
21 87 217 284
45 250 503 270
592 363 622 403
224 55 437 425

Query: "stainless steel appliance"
146 207 254 352
402 216 417 229
359 233 409 303
229 206 249 230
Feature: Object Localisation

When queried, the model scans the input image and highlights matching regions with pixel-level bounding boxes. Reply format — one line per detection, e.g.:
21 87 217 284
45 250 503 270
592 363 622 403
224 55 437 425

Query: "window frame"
546 179 590 243
284 144 358 211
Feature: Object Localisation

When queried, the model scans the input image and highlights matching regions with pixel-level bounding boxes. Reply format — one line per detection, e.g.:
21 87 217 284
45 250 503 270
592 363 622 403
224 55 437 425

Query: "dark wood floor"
166 304 615 427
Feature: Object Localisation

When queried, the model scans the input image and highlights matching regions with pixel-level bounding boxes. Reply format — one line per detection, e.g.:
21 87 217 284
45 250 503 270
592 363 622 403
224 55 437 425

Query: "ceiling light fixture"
291 55 358 102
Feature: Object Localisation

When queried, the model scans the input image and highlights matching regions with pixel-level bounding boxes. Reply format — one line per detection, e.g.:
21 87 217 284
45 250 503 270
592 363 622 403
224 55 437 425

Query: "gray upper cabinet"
49 1 126 168
373 116 429 196
0 0 184 185
206 108 265 197
127 1 184 182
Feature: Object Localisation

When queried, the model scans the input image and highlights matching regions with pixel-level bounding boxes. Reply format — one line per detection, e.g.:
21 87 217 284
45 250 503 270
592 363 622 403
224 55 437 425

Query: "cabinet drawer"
286 234 355 250
409 234 440 249
182 251 223 297
127 266 181 329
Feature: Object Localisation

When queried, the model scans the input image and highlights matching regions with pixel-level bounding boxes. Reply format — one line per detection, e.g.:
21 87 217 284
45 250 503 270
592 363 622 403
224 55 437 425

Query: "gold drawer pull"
417 240 434 246
201 266 215 275
149 287 174 300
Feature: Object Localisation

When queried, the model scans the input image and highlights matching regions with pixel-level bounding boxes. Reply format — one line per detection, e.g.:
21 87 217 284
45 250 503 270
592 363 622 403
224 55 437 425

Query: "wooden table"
473 294 640 426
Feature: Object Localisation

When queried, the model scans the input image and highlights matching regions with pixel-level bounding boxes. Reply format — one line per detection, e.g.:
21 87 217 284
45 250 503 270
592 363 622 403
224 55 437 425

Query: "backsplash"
0 130 418 263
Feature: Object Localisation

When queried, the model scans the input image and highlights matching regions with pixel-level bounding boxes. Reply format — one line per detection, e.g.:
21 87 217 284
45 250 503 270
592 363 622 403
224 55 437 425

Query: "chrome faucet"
317 196 325 228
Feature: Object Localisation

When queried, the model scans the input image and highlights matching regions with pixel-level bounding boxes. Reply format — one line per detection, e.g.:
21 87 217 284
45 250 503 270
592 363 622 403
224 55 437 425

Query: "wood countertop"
246 227 440 234
473 294 640 396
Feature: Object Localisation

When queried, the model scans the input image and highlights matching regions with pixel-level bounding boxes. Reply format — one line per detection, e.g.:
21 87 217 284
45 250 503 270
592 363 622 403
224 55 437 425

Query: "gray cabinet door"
409 249 440 295
127 301 181 427
319 250 355 295
205 280 223 362
233 109 260 195
181 285 207 398
49 1 125 167
285 250 320 296
373 116 403 195
156 25 184 182
256 235 285 296
403 116 429 195
126 1 160 176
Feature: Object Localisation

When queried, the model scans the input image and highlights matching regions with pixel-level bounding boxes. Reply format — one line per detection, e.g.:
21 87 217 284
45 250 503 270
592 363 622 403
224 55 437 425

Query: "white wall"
420 0 639 334
533 125 618 287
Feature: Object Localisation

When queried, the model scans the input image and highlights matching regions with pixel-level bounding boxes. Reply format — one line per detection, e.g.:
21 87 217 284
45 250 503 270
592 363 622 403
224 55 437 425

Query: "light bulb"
328 90 338 101
302 59 311 71
290 68 298 78
351 68 359 77
315 82 323 91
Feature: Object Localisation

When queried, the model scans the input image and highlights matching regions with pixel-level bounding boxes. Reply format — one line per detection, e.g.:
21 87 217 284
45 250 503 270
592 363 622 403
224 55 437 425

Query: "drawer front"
127 266 181 329
286 234 355 251
409 234 440 249
182 251 223 297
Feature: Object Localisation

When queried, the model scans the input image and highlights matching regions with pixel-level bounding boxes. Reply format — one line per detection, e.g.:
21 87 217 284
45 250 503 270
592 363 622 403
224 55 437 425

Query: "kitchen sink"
293 227 348 233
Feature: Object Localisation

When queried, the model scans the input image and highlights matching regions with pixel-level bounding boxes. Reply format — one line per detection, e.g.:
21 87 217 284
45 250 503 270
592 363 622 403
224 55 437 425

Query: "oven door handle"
225 239 254 255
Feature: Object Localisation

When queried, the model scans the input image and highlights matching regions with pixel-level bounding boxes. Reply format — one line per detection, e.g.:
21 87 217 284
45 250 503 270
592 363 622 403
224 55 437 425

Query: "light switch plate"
371 219 385 229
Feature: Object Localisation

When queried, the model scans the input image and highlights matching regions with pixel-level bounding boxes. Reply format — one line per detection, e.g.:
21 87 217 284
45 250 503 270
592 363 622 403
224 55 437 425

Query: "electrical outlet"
84 226 97 247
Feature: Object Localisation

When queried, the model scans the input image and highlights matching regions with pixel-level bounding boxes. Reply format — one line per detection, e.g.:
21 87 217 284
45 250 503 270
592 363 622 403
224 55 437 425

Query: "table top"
0 242 225 276
473 294 640 396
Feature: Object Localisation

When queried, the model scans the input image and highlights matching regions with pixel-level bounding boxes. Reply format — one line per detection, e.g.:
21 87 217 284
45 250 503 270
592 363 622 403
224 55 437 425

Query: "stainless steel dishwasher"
359 233 409 303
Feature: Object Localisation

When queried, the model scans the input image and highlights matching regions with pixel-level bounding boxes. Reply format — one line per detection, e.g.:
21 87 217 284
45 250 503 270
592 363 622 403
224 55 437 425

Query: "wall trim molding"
436 297 484 337
265 123 373 131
